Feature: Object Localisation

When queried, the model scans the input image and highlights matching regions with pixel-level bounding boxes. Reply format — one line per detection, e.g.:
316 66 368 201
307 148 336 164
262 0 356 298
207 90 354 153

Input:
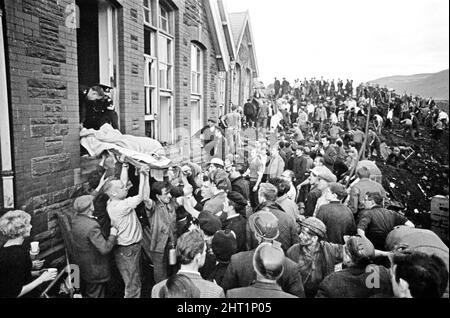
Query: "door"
77 0 119 125
98 1 119 117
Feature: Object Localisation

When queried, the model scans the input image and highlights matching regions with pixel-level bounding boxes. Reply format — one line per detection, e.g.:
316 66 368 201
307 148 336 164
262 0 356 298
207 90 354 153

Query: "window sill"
144 22 158 31
159 29 174 39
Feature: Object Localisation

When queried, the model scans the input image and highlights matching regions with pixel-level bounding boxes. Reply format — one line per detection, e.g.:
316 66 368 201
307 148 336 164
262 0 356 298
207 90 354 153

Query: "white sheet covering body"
80 123 171 169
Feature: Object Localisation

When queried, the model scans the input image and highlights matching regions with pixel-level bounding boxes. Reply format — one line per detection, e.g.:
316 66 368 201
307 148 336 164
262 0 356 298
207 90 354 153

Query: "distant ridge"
370 69 449 100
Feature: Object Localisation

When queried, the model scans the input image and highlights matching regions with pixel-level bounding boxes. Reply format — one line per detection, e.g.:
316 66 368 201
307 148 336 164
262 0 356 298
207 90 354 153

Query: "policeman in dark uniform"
80 84 119 130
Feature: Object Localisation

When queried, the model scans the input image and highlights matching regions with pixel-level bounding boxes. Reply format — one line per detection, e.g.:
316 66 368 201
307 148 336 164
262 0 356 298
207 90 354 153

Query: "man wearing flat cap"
222 210 305 297
304 166 337 217
70 195 118 298
287 217 344 297
226 242 297 298
246 183 299 253
315 235 393 298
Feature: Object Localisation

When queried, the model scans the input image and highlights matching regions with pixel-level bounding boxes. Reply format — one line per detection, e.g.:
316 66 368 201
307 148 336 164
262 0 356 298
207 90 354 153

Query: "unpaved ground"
376 113 449 230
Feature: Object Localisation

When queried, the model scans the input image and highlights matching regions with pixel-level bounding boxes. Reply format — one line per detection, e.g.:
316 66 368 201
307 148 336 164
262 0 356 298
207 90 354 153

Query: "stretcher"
107 148 178 181
80 123 177 179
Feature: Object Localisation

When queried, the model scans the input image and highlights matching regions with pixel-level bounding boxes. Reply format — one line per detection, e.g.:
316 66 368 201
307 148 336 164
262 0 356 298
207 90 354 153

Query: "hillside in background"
370 69 449 100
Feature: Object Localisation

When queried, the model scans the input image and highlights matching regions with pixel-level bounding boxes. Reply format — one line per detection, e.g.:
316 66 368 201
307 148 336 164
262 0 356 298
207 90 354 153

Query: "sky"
224 0 449 86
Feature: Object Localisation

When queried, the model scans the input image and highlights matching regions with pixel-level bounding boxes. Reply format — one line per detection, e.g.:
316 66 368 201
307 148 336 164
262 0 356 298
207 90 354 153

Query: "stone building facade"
0 0 258 264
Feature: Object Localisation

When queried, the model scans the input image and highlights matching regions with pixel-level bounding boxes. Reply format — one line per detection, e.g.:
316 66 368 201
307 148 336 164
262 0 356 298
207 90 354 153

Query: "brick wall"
170 0 220 161
2 0 227 263
4 0 81 264
117 0 145 136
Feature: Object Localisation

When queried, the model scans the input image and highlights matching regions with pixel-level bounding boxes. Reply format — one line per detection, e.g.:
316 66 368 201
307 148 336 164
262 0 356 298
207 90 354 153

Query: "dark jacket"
315 265 393 298
274 80 281 90
230 176 250 201
316 202 356 244
221 249 305 297
244 102 256 118
206 261 229 288
91 189 111 237
357 206 409 250
288 156 308 183
223 214 247 252
200 251 217 281
246 201 299 252
304 188 322 217
227 281 297 298
70 214 117 283
81 99 119 130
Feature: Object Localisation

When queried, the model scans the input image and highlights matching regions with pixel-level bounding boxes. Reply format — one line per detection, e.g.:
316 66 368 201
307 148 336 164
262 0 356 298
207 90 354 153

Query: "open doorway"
76 0 120 129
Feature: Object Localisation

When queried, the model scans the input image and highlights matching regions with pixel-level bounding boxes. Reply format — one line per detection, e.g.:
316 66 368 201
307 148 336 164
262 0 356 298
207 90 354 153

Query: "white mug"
30 241 39 253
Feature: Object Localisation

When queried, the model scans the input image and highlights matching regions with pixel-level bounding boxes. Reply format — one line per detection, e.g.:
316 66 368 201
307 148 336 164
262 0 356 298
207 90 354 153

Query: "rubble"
376 110 449 232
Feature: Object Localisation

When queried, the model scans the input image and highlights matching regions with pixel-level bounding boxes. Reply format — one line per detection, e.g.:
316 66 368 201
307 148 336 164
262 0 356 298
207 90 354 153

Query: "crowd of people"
0 77 448 299
207 77 448 163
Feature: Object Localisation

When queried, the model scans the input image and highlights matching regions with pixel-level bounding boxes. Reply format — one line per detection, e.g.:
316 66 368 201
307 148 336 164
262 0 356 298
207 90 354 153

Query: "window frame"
190 43 203 96
158 3 173 35
190 96 202 135
217 71 226 117
143 0 175 143
157 34 173 92
159 93 174 144
144 55 157 118
143 0 152 25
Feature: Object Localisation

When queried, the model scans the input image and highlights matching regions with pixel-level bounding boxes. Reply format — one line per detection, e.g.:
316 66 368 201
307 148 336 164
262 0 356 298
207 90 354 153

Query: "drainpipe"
0 8 15 210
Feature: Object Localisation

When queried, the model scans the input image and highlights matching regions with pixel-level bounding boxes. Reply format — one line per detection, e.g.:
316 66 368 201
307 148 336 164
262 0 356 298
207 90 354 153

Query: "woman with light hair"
0 210 57 297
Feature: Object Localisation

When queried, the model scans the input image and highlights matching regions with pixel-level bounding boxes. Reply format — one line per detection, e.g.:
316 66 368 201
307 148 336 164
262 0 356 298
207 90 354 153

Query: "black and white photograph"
0 0 448 303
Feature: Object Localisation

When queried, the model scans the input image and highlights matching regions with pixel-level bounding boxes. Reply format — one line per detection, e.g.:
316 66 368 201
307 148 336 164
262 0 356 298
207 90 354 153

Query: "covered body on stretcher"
80 123 175 178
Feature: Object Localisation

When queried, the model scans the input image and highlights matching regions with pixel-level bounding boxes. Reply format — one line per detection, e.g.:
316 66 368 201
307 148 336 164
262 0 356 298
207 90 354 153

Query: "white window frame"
159 4 169 34
144 24 157 138
190 44 203 96
158 33 173 92
159 93 174 144
144 27 156 57
144 56 157 117
143 0 153 26
143 0 175 143
190 43 203 135
190 96 202 135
